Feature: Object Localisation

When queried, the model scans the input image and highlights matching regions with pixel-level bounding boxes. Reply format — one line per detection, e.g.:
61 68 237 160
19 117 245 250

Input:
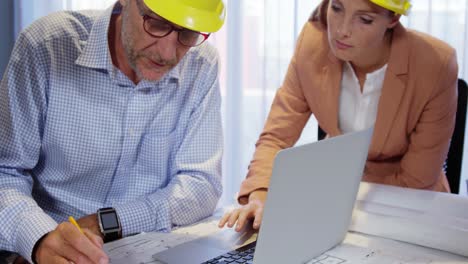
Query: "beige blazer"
238 21 458 203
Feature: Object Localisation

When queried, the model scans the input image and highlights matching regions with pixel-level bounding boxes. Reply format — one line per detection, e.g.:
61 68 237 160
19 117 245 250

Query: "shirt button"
129 128 135 136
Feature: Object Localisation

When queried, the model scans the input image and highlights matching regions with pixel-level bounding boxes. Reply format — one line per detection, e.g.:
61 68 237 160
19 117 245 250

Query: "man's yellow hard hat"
143 0 226 33
370 0 412 15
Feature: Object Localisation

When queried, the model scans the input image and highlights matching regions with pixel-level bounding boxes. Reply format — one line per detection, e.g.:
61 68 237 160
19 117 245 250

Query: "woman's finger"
227 209 242 228
218 211 232 228
236 206 256 232
253 205 264 229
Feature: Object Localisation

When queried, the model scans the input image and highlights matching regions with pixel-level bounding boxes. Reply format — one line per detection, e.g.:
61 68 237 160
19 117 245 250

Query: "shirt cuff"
114 190 171 236
16 212 57 263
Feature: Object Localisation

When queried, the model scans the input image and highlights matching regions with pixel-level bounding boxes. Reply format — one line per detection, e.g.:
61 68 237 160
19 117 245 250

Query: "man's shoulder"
171 43 220 90
20 10 102 47
185 43 220 66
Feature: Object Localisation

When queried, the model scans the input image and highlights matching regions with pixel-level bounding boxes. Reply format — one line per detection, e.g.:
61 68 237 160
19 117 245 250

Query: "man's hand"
34 222 108 264
218 189 267 232
78 214 102 238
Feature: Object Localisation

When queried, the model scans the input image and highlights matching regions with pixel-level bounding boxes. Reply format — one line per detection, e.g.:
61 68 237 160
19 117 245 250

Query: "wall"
0 0 14 76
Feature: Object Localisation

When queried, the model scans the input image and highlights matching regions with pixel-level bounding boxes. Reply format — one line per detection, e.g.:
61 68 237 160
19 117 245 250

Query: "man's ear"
388 14 401 29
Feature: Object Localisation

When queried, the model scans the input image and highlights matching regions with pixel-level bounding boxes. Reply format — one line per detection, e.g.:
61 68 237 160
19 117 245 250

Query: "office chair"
445 79 467 194
317 78 468 194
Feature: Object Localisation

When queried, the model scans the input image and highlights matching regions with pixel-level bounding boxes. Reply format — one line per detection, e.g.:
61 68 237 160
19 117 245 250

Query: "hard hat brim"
143 0 226 33
369 0 411 16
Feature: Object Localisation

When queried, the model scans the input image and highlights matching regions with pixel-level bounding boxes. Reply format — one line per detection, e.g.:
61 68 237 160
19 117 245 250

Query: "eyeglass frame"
135 1 210 47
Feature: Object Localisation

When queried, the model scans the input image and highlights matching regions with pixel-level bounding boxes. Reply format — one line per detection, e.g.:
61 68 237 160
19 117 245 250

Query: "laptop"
153 128 373 264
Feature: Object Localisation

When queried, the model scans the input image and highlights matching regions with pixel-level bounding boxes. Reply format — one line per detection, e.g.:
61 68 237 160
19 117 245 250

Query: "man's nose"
153 31 179 62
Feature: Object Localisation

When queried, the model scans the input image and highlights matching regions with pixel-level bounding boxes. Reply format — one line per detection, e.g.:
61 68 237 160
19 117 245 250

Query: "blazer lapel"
372 23 409 154
320 51 343 137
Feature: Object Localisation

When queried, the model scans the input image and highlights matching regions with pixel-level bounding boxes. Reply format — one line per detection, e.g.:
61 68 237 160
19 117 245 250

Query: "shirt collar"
75 3 181 83
75 4 115 71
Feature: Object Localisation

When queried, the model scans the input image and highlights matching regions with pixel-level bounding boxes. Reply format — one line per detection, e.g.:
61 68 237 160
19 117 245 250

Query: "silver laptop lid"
253 128 372 264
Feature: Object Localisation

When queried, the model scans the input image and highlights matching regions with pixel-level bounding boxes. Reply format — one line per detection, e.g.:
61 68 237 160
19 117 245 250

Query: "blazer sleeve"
237 27 313 203
377 50 458 190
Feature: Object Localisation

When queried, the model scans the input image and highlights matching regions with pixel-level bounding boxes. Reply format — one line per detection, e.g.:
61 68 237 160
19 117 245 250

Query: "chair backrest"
445 79 467 194
317 78 468 194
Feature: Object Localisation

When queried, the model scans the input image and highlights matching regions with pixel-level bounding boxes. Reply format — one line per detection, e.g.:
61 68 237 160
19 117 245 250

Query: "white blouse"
338 62 388 134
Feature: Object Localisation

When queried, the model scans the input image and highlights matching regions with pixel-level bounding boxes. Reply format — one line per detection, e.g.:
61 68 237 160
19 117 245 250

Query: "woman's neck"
349 32 392 91
351 32 392 78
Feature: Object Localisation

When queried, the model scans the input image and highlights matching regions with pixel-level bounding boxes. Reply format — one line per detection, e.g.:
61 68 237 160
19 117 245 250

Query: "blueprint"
105 220 222 263
105 220 468 264
351 182 468 257
308 232 468 264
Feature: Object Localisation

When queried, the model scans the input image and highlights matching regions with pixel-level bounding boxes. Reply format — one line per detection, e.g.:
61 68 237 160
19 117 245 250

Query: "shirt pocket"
136 131 177 189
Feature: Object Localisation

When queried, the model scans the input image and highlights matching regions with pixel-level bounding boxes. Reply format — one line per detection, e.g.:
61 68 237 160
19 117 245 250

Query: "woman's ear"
388 14 401 29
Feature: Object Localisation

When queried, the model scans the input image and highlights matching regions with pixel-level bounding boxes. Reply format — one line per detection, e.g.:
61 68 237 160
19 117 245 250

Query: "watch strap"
103 230 120 243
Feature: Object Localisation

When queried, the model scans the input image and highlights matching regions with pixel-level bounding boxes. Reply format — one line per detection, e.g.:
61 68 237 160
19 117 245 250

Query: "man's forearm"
113 172 221 236
0 187 58 263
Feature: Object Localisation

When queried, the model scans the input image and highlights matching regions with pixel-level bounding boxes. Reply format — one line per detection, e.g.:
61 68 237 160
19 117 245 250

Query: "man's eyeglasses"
141 15 210 47
135 0 210 47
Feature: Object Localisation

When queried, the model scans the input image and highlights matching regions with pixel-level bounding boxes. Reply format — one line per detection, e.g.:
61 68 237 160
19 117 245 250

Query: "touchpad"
153 241 228 264
153 227 257 264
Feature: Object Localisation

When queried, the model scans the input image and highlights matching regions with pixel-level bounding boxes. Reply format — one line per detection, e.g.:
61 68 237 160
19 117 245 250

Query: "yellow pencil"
68 216 84 234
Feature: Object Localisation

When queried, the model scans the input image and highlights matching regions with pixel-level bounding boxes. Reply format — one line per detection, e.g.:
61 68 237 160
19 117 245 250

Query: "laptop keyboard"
202 241 257 264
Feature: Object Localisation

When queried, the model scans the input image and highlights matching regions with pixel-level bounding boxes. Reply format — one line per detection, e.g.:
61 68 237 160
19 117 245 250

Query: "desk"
105 183 468 263
105 213 468 264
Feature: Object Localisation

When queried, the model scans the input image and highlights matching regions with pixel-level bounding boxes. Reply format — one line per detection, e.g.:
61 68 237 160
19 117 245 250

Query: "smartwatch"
97 207 122 243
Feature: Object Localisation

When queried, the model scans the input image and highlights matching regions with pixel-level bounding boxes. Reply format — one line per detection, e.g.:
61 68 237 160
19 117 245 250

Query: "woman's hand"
218 189 267 232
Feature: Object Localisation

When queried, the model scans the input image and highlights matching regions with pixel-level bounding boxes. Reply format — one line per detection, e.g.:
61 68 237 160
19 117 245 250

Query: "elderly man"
0 0 226 263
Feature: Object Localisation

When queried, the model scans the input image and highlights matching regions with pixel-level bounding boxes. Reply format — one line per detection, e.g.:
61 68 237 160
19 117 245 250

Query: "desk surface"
104 216 468 264
105 184 468 263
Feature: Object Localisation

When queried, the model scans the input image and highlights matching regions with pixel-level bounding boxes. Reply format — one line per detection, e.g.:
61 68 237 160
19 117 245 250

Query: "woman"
219 0 458 231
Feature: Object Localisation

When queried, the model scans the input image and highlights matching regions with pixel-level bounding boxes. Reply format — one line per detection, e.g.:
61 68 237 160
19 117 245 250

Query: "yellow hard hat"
143 0 226 33
369 0 412 15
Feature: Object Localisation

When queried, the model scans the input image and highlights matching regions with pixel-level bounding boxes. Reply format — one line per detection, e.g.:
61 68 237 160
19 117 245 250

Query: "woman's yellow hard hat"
143 0 226 33
370 0 412 15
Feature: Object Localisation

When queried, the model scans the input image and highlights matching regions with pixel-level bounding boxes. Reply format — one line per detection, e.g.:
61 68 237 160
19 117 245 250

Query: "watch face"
100 211 119 230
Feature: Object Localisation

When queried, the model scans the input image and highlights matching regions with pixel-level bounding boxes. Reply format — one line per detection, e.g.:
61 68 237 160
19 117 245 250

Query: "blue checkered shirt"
0 4 223 262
